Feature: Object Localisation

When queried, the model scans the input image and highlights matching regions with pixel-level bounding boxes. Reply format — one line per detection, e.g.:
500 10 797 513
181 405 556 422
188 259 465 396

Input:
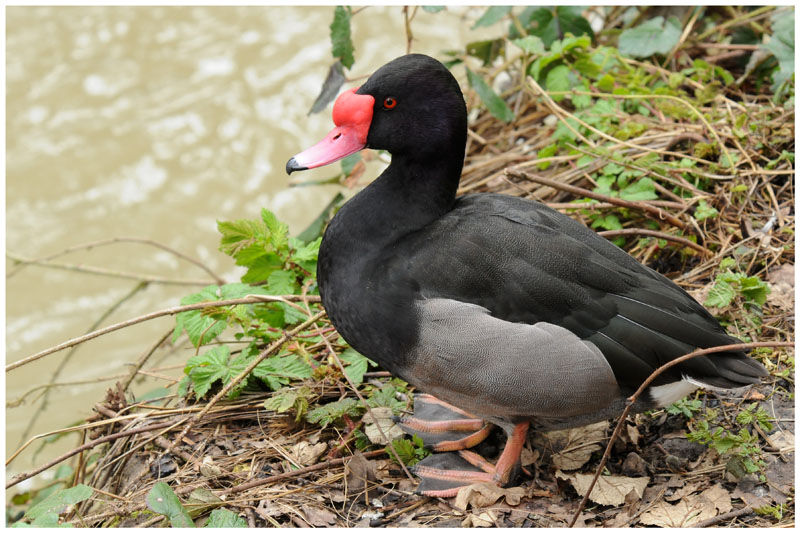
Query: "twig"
567 340 793 527
6 251 214 286
596 228 711 256
6 421 175 489
157 311 327 460
6 295 321 372
506 170 692 231
224 449 385 494
7 236 225 284
694 506 754 527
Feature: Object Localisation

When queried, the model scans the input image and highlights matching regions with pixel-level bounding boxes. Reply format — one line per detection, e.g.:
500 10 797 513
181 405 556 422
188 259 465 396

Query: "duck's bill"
285 124 366 174
286 88 374 174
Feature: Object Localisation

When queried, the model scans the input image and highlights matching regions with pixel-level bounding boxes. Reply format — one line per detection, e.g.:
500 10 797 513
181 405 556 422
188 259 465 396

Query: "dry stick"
5 421 175 489
17 282 149 447
567 340 793 528
6 295 321 372
506 170 691 232
156 310 327 461
7 236 225 284
121 328 174 392
5 251 213 286
597 228 711 257
694 506 754 527
224 449 386 494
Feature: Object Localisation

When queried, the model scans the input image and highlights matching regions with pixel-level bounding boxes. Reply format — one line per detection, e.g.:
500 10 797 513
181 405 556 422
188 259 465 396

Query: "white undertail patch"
648 379 699 407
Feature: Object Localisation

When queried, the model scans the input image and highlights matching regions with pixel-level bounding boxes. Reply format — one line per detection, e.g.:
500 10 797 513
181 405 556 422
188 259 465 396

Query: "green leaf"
466 39 505 66
694 199 719 221
466 68 514 123
472 6 511 29
206 508 247 528
591 214 623 231
24 485 93 521
146 482 194 528
253 354 312 390
422 6 445 14
512 35 545 55
330 6 355 69
217 219 266 258
619 177 658 201
266 270 297 295
762 10 795 92
261 209 289 253
291 237 321 263
516 7 594 46
706 279 736 308
340 152 362 175
306 397 362 427
738 276 770 306
185 346 231 398
339 348 376 384
545 64 572 99
618 16 682 58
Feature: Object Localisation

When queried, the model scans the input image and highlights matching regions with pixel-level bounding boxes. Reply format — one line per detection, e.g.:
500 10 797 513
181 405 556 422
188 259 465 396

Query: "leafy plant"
666 397 703 418
618 16 682 58
12 484 93 528
706 267 770 309
386 434 429 467
145 482 246 528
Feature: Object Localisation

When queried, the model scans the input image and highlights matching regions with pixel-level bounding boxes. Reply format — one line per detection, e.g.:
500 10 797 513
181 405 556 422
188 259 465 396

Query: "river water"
6 6 495 488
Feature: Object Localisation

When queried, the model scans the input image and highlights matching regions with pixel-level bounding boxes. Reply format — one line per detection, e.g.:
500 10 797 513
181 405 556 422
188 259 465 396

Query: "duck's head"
286 53 467 174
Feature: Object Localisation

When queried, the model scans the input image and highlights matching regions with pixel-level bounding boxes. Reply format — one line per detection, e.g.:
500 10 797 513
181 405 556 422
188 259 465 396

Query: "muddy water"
6 6 493 487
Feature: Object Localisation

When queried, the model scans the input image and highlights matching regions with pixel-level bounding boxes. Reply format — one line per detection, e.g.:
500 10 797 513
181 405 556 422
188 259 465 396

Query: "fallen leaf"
665 481 700 502
301 504 337 526
556 471 649 506
625 424 641 446
701 484 732 514
461 510 497 527
639 495 715 527
767 263 794 310
540 421 609 470
454 482 526 511
345 451 376 496
363 407 404 445
291 441 327 466
768 429 794 450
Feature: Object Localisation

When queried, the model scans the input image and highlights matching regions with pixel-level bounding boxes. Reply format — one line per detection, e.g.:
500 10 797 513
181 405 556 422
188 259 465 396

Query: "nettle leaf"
512 35 545 55
206 508 247 528
267 270 298 295
694 199 719 221
146 482 194 528
24 485 93 521
466 67 514 123
472 6 511 29
291 237 322 264
330 6 355 69
339 348 376 384
253 354 312 390
706 279 736 308
261 209 289 253
306 397 362 427
618 16 682 58
217 219 266 258
185 345 235 398
738 276 770 306
619 177 658 201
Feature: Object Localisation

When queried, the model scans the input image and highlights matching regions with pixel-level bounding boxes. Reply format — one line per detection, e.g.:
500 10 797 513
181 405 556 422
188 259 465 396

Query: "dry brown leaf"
541 421 609 470
454 482 526 511
345 451 376 495
664 480 700 502
639 496 715 527
363 407 404 445
461 511 497 527
625 423 641 446
301 504 338 526
767 263 794 310
701 484 732 514
290 441 327 466
556 470 649 506
768 429 794 451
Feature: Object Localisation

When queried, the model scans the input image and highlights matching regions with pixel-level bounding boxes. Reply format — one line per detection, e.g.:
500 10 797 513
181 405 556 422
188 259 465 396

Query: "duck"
286 53 767 497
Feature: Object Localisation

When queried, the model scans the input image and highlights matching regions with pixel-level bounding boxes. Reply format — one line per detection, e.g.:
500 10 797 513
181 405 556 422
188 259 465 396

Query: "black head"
287 54 468 173
357 54 468 160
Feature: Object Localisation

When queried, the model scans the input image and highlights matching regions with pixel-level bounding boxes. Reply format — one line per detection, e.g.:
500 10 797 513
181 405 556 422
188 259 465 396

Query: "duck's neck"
341 152 464 243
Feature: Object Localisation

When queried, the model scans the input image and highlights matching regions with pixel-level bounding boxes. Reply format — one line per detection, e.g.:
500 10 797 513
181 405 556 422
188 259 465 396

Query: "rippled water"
6 5 492 486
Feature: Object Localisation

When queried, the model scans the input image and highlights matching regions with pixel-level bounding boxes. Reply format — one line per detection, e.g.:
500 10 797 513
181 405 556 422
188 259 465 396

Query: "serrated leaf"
545 64 572 99
217 219 266 258
146 482 194 528
694 199 719 221
472 6 511 29
206 508 247 528
308 61 346 115
266 270 297 295
306 397 362 427
706 279 736 308
291 237 321 263
339 348 376 384
330 6 355 69
466 68 514 122
185 345 235 398
24 485 93 521
253 354 312 390
618 16 682 58
261 209 289 252
512 35 545 55
619 177 658 201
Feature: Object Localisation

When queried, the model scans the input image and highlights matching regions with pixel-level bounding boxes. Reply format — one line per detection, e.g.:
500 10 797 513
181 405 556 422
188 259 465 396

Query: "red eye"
383 97 397 109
